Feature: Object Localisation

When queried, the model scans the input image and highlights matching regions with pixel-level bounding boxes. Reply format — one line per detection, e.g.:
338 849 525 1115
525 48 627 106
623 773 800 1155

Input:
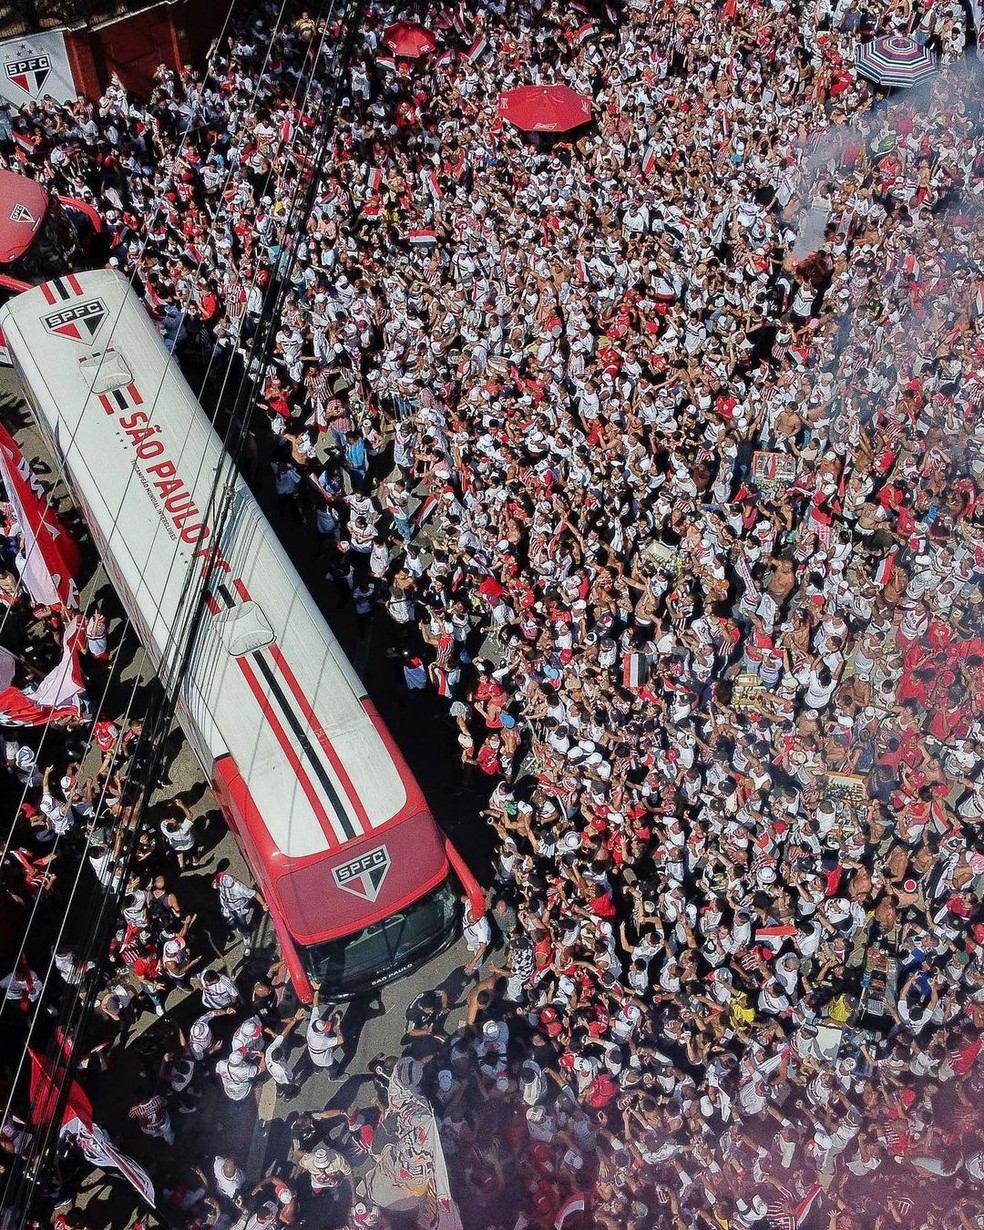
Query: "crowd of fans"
2 0 984 1224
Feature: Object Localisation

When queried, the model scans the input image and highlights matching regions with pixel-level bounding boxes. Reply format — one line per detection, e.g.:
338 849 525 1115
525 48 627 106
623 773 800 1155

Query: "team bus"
0 269 481 1002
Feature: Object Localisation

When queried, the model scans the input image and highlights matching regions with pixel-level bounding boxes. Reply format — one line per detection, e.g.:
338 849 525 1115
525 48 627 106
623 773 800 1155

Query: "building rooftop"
1 0 171 40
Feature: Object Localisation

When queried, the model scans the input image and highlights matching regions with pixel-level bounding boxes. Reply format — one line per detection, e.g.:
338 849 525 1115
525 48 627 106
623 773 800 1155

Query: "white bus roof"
0 270 408 858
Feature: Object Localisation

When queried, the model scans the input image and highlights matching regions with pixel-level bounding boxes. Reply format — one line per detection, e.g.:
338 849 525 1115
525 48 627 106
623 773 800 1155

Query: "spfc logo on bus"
332 845 391 903
9 203 36 228
4 56 51 99
42 299 107 343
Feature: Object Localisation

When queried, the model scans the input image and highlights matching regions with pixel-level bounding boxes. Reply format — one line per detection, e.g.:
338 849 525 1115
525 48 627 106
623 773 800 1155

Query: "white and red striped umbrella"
855 35 937 88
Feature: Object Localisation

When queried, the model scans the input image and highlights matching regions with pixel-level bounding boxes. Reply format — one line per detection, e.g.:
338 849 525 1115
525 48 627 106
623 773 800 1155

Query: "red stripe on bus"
233 654 339 850
66 274 83 296
205 593 220 615
98 394 114 415
40 283 55 305
230 576 369 834
127 383 143 406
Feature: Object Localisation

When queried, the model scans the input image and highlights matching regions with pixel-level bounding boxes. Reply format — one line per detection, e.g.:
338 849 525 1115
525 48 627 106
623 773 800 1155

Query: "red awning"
498 85 593 133
0 168 48 265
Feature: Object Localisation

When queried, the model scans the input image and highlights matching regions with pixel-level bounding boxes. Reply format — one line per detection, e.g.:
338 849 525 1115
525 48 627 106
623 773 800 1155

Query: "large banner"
366 1059 463 1230
0 32 77 110
28 1049 156 1207
0 421 81 610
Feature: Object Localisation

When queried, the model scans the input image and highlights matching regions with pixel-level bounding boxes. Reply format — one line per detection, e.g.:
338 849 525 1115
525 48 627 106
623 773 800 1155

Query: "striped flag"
623 653 647 690
794 1185 823 1224
555 1197 587 1229
416 492 439 525
465 33 489 63
574 21 597 45
407 227 438 247
376 52 397 71
12 131 35 157
641 141 658 176
367 166 383 192
452 2 470 38
428 170 444 200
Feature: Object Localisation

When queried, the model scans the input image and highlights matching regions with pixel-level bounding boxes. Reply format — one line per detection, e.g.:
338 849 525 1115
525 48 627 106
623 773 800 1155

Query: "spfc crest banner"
0 32 76 107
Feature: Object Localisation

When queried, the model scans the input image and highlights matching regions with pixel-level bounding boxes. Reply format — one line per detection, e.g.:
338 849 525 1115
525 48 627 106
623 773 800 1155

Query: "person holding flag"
29 1051 155 1208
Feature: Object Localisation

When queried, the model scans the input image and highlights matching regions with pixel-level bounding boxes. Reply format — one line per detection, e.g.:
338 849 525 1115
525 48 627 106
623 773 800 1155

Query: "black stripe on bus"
52 278 70 300
249 652 358 842
214 583 358 842
113 389 128 410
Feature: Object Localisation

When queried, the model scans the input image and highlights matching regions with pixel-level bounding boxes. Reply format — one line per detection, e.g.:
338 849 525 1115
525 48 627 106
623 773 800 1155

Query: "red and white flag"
0 684 76 726
573 22 597 45
12 131 36 158
555 1196 587 1229
873 546 897 588
29 1049 155 1207
451 2 470 38
623 652 648 690
415 492 439 525
641 141 658 177
376 52 397 71
0 423 81 610
24 615 86 711
407 227 438 247
0 616 85 725
465 33 489 63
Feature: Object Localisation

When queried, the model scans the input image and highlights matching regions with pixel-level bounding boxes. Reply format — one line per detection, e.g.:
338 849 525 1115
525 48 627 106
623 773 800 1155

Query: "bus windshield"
302 880 459 998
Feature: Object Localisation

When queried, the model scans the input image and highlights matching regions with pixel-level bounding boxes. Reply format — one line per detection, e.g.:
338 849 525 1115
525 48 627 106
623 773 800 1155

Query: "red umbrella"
382 20 437 59
498 85 592 133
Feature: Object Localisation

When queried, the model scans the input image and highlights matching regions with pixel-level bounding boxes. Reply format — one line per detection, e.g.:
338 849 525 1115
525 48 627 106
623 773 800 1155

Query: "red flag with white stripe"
29 1050 155 1206
641 142 658 177
555 1196 587 1228
415 492 439 525
0 422 80 609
